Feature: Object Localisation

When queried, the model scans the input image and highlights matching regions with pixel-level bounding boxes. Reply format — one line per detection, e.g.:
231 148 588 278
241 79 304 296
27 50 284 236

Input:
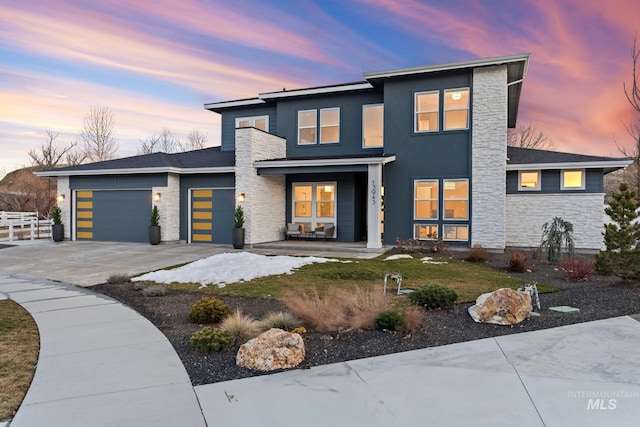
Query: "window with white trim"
561 169 585 190
415 91 439 132
519 170 540 191
235 115 268 132
414 224 438 240
320 108 340 144
298 110 317 145
414 180 438 219
443 225 468 241
363 104 383 148
292 182 337 236
444 88 469 130
443 179 468 220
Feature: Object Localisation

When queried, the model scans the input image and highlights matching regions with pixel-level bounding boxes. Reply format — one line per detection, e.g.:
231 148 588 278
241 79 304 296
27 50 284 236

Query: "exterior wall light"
56 194 65 203
154 193 161 202
237 193 246 203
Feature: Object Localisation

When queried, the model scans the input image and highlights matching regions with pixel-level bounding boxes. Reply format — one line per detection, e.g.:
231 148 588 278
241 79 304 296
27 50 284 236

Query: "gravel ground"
93 253 640 386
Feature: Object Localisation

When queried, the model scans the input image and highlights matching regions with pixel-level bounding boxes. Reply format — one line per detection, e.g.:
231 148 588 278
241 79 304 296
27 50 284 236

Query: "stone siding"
506 193 606 250
471 65 508 249
152 173 180 242
235 128 286 245
57 177 71 239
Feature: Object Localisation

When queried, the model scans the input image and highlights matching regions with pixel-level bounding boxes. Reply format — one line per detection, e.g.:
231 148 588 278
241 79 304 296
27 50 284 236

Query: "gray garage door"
76 190 152 243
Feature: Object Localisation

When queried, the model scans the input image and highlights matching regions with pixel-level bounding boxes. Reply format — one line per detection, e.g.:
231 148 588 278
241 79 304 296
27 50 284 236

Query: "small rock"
320 334 334 341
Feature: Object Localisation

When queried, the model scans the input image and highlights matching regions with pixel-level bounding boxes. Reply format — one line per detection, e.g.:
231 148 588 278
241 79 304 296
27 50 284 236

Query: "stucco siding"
471 65 508 249
506 193 606 249
235 128 286 244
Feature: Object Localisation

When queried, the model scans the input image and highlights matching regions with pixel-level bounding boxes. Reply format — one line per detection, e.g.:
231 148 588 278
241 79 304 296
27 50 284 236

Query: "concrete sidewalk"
196 316 640 426
0 274 205 427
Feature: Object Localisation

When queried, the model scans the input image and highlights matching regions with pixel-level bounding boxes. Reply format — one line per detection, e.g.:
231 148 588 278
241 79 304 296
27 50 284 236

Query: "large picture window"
414 180 438 219
298 110 317 145
444 88 469 130
236 115 268 132
415 91 439 132
363 104 384 148
292 182 336 235
443 179 468 220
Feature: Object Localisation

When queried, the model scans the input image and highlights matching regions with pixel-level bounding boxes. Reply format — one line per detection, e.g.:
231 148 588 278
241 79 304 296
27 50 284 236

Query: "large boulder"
468 288 532 325
236 328 305 371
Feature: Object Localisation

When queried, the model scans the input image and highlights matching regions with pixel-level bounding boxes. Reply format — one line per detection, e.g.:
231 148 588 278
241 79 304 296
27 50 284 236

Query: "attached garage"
75 190 152 242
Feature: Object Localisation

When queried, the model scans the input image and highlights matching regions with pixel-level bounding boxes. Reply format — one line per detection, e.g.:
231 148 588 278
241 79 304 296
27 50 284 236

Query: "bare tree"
28 128 80 170
138 127 185 154
78 105 118 162
507 123 554 150
182 129 208 151
616 34 640 198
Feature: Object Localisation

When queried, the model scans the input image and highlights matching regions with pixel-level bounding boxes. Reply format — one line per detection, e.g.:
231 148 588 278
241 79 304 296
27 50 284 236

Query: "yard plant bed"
93 253 640 386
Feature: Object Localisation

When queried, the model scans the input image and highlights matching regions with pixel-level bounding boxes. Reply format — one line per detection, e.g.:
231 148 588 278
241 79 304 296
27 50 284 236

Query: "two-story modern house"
40 54 631 250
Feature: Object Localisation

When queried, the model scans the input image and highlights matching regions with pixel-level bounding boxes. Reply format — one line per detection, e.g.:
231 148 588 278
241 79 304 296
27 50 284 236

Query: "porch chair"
314 223 335 241
285 223 301 240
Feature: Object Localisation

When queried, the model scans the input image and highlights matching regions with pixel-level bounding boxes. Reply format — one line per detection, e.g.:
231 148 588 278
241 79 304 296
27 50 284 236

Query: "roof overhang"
506 159 633 174
204 98 265 112
259 82 373 100
35 166 236 177
255 155 396 175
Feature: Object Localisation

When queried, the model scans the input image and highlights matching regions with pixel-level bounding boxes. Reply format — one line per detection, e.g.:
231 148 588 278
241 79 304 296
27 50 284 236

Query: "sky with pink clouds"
1 0 639 175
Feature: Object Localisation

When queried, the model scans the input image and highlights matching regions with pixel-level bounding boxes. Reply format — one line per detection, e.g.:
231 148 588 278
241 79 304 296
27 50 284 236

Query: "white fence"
0 211 53 242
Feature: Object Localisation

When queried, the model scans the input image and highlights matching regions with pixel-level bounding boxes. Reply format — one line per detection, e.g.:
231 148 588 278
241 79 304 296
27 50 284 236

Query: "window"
320 108 340 143
414 180 438 219
363 104 384 148
443 179 468 220
414 224 438 240
415 91 439 132
298 110 317 145
443 225 468 241
519 170 540 191
235 116 268 132
562 169 585 190
444 88 469 130
292 183 337 233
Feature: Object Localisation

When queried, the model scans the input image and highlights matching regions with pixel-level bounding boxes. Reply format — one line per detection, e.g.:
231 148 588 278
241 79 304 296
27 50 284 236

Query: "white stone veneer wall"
506 193 606 250
471 65 508 250
57 176 71 240
152 173 180 242
235 128 286 245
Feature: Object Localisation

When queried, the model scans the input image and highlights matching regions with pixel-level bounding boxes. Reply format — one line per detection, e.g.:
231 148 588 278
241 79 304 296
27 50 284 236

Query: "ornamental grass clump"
141 285 168 297
189 297 232 324
106 273 130 284
190 327 234 352
220 310 262 344
261 311 300 331
408 284 458 309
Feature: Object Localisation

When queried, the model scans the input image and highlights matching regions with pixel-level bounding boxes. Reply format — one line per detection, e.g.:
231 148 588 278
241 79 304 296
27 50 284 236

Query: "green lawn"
168 255 557 302
0 300 39 422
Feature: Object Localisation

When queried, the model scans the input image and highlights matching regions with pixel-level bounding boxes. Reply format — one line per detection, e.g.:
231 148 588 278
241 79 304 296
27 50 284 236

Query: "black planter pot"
52 224 64 242
232 228 245 249
149 226 161 245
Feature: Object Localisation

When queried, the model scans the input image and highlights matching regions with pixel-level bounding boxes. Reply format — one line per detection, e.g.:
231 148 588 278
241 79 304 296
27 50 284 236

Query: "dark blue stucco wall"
506 169 604 194
220 105 278 151
70 174 167 189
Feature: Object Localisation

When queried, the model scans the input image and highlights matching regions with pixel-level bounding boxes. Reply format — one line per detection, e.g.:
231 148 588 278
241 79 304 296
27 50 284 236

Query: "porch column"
367 164 382 249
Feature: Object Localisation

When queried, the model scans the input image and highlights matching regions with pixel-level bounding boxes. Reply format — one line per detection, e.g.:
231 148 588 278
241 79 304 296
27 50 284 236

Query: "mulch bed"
93 252 640 386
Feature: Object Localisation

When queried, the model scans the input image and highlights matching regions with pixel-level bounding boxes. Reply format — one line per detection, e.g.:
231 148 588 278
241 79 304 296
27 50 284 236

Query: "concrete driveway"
0 241 227 286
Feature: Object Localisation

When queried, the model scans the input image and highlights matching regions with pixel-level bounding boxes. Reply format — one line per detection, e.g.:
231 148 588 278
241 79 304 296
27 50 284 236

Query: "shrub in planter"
375 310 404 331
190 327 235 352
408 284 458 309
189 297 232 324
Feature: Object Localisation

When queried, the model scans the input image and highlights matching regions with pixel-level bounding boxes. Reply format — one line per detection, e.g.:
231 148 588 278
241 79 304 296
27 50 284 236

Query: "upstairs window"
415 91 439 132
235 115 268 132
562 169 585 190
298 110 317 145
519 171 541 191
320 108 340 144
444 88 469 130
363 104 384 148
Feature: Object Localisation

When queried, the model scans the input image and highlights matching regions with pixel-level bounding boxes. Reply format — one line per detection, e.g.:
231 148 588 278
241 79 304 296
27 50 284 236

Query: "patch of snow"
420 256 448 265
133 252 337 288
384 254 413 261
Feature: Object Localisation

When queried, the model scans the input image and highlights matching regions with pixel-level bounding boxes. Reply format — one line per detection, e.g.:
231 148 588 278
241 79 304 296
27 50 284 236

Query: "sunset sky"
1 0 639 175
